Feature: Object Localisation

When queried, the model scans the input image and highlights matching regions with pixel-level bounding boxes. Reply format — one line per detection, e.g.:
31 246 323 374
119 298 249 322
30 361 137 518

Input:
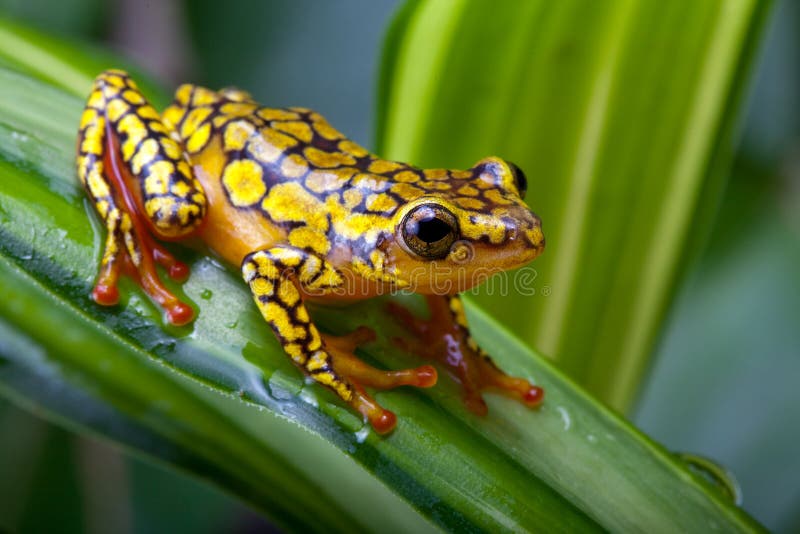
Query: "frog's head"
388 157 544 294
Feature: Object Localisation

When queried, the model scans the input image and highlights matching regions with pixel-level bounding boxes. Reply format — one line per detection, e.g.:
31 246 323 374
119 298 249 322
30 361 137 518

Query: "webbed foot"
320 326 437 433
389 295 544 415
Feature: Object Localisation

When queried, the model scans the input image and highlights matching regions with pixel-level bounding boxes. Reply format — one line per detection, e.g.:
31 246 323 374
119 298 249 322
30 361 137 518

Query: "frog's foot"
389 295 544 415
91 224 193 326
320 326 438 433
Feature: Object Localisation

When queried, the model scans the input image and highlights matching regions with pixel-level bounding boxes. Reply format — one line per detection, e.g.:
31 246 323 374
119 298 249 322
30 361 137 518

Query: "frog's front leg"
76 70 205 324
390 295 544 415
242 246 437 434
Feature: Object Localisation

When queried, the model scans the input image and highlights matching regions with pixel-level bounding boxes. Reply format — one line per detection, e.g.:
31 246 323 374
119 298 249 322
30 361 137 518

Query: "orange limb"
320 326 437 434
389 295 544 415
93 123 193 326
245 248 439 435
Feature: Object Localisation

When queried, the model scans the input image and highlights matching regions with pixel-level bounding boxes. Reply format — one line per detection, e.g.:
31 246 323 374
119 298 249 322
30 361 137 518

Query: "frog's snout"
522 213 545 252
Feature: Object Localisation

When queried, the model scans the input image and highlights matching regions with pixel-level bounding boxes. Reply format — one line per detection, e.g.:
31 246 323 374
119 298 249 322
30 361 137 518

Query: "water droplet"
298 386 319 408
676 452 742 506
200 289 213 300
267 369 302 401
267 382 293 401
555 405 571 431
225 319 238 329
586 434 597 443
148 339 177 356
355 425 371 443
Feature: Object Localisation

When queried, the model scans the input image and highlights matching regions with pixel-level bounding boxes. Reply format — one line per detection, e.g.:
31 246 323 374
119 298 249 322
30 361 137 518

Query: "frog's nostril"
507 225 519 241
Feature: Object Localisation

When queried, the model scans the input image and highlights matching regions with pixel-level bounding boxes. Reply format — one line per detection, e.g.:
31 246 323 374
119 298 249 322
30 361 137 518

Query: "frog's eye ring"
507 161 527 199
401 203 459 260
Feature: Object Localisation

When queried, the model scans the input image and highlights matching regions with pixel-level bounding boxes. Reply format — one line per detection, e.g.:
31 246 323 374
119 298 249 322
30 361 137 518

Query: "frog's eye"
401 203 459 260
507 161 527 198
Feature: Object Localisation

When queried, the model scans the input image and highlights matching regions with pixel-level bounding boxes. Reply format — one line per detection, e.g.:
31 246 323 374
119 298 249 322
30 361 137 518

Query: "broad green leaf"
377 0 771 412
0 19 765 533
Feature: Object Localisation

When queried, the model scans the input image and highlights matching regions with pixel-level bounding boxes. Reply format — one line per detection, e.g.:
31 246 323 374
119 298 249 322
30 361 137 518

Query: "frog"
76 69 546 434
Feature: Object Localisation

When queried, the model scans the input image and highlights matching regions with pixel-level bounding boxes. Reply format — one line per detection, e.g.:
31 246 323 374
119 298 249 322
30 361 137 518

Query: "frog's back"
163 84 406 215
163 83 380 186
164 85 428 244
162 84 412 266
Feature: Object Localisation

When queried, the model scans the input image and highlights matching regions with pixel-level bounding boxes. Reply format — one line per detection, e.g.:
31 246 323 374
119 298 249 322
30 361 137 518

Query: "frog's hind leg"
77 70 206 325
243 246 437 434
322 327 437 390
390 294 544 415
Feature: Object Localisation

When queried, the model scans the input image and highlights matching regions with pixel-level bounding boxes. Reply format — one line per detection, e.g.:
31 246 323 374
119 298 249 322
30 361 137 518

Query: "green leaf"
377 0 771 412
0 16 168 107
0 18 765 533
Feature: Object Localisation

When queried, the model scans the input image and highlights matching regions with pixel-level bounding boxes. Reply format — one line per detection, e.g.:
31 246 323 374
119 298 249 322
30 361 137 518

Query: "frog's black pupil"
417 216 451 243
508 161 527 198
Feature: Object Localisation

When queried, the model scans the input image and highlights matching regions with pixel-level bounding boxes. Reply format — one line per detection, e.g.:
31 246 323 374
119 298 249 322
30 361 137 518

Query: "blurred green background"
0 0 797 532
